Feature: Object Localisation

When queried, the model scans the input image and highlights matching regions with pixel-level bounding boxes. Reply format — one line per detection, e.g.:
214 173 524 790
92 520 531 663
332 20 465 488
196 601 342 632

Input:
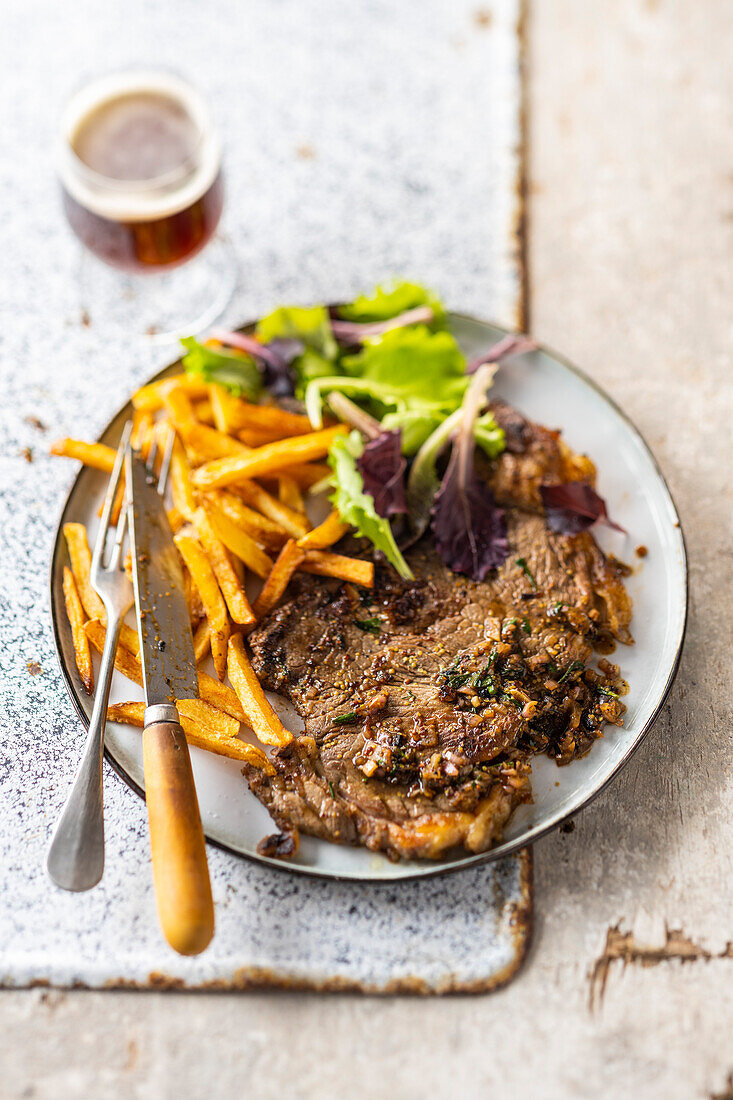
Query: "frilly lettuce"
328 431 413 580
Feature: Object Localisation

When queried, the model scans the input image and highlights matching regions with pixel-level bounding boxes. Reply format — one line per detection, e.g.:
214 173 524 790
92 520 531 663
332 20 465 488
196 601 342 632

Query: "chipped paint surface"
0 0 528 994
589 923 733 1010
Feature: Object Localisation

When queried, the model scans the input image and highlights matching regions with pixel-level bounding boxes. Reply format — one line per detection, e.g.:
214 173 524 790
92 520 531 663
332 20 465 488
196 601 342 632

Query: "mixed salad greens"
181 279 609 583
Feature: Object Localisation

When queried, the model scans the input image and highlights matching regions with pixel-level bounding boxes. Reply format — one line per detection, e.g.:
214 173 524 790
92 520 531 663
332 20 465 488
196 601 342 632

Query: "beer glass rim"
57 68 218 196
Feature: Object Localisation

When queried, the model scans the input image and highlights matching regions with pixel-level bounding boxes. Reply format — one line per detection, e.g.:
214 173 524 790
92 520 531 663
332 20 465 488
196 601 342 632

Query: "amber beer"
58 72 223 272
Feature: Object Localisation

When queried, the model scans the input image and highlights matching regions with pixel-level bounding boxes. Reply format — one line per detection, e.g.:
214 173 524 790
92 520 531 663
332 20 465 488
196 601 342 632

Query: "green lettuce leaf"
474 412 505 459
181 338 262 399
328 431 413 580
337 280 445 326
256 305 338 361
306 326 469 453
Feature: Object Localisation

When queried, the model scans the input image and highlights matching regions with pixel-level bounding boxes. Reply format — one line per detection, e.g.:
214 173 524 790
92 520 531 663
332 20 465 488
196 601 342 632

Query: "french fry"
237 429 285 448
203 490 289 552
174 532 229 680
192 399 215 425
191 425 347 490
252 539 305 620
169 440 197 520
51 439 116 473
162 385 196 429
62 566 93 694
107 701 274 772
85 618 141 684
167 506 186 534
176 698 240 739
208 384 236 434
63 523 106 623
87 618 245 723
227 635 291 747
177 421 249 462
300 550 374 588
297 509 349 551
278 475 305 514
132 375 208 412
193 619 211 663
231 402 316 437
192 507 255 626
230 480 311 539
206 503 275 579
271 462 332 489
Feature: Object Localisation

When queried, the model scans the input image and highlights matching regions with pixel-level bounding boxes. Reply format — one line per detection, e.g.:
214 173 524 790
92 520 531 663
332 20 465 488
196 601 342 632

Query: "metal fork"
47 421 174 892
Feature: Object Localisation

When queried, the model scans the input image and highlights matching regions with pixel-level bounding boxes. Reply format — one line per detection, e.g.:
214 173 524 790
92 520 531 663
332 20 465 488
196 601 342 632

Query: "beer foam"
58 71 221 223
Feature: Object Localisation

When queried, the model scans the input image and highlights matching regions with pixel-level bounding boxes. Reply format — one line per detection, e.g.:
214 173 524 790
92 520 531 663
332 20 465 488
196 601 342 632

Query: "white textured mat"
0 0 529 991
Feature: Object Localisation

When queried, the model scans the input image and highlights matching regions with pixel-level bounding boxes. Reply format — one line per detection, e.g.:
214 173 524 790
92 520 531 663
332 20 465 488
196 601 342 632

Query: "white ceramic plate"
50 313 688 881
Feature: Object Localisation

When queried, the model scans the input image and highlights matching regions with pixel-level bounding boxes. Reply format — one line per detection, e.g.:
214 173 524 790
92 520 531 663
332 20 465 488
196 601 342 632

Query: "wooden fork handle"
142 707 214 956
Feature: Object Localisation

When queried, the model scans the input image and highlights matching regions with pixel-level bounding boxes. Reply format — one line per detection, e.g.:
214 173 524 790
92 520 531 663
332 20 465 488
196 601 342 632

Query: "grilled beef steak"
244 402 633 861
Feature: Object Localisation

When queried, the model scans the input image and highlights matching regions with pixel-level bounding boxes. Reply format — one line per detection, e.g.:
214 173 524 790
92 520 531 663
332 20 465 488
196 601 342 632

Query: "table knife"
126 446 214 956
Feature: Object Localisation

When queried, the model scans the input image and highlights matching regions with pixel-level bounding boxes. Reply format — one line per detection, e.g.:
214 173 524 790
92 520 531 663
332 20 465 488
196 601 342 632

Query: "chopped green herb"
333 711 357 726
552 601 565 614
557 660 585 685
515 557 538 590
441 659 473 691
354 617 381 635
474 664 499 698
328 781 336 799
597 685 619 699
522 618 531 635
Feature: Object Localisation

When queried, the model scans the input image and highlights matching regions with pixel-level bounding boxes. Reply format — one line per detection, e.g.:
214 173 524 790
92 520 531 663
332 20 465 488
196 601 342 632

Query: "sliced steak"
245 510 631 862
243 402 632 861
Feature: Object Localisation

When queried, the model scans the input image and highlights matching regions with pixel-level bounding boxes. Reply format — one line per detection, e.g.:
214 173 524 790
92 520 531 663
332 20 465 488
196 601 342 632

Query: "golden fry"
237 429 284 448
270 462 332 489
191 425 347 490
192 507 255 626
208 384 236 434
227 635 291 747
300 550 374 588
230 480 311 539
278 475 305 514
132 375 208 412
192 619 211 663
169 440 197 520
176 698 240 739
62 566 93 694
252 539 305 620
297 509 349 551
51 439 116 473
192 399 215 425
107 701 274 772
206 503 275 579
174 532 230 680
63 523 106 623
162 385 196 428
231 402 316 436
177 421 249 462
85 619 141 684
204 490 288 552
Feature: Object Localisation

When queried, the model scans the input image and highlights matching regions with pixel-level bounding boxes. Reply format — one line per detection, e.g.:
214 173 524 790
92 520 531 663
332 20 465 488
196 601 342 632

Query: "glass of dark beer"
58 70 235 341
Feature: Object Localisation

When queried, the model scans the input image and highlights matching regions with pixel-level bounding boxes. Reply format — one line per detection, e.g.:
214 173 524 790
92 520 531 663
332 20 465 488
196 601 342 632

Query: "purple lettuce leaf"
540 482 626 535
466 334 537 374
430 363 509 579
209 327 304 396
330 306 434 347
356 429 407 518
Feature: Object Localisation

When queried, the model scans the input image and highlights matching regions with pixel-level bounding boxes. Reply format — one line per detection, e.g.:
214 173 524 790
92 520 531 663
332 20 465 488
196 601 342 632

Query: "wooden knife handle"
142 714 214 956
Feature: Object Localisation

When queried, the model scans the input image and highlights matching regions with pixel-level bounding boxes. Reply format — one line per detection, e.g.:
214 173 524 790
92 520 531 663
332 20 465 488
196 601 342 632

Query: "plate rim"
49 311 689 883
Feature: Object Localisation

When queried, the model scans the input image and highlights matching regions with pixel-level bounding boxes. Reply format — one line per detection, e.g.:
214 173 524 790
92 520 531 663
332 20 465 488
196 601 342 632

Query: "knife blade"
125 444 214 957
126 449 198 705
